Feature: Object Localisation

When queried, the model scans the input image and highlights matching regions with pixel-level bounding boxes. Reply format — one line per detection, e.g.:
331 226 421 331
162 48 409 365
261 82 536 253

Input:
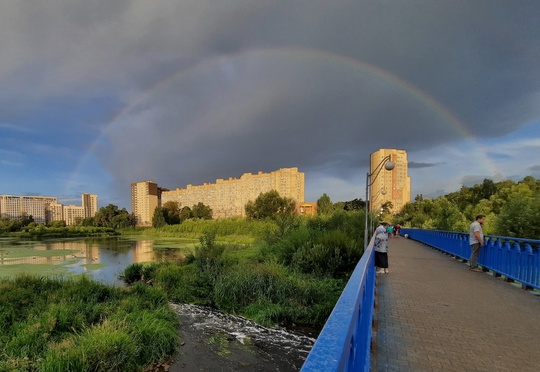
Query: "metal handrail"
401 228 540 290
301 236 376 371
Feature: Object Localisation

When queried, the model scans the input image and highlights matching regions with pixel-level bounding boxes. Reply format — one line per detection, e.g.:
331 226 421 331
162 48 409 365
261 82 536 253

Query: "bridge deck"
374 235 540 371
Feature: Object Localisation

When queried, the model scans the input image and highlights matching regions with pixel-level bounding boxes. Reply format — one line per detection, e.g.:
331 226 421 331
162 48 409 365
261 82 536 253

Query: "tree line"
391 176 540 239
5 176 538 239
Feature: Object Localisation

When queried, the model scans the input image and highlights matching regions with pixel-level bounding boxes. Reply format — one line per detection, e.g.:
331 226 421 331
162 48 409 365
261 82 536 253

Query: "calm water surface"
0 236 196 284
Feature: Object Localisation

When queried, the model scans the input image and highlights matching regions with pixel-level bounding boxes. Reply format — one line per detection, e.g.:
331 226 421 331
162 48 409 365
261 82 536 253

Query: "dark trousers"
375 251 388 269
470 243 481 268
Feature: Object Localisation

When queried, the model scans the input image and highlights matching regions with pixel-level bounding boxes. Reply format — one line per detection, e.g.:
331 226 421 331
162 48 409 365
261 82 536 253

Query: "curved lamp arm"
364 154 395 248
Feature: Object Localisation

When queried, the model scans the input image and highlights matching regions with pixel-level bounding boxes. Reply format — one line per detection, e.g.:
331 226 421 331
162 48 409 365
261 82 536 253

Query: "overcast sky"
1 1 540 210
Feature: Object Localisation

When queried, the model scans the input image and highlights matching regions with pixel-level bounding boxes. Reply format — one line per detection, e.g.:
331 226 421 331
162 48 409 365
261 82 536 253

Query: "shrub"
119 263 144 284
153 264 213 305
291 230 363 277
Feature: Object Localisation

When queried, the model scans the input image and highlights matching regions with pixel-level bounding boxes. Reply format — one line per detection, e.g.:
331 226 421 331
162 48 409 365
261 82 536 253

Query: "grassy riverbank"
0 275 179 371
1 211 365 370
119 217 275 244
2 226 119 239
121 211 365 328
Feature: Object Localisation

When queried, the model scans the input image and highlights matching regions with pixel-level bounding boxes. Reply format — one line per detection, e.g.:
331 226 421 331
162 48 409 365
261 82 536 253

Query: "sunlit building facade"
0 195 58 224
370 149 410 214
64 205 86 226
137 167 304 221
82 193 98 218
131 181 168 226
0 194 98 225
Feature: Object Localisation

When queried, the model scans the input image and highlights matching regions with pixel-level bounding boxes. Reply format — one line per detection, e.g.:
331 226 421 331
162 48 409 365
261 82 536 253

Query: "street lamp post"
364 155 395 248
370 188 387 232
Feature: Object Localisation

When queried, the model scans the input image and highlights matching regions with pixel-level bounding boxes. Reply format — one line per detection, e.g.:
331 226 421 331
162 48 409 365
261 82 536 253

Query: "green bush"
0 275 179 371
291 230 363 277
214 262 295 314
213 261 344 327
153 263 213 305
120 263 144 284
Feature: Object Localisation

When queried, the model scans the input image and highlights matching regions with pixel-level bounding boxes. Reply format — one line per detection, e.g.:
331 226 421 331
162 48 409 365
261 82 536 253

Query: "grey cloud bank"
1 1 540 208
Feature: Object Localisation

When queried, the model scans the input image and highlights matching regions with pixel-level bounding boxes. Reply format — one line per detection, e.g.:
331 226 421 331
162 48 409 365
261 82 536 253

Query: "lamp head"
384 161 395 171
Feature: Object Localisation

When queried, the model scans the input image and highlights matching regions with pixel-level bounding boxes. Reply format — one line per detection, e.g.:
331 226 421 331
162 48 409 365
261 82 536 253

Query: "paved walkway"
374 236 540 372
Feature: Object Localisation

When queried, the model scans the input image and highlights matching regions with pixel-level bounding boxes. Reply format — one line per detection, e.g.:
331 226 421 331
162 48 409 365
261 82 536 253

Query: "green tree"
431 197 467 231
245 190 296 220
94 204 134 228
20 213 34 227
495 194 540 239
380 201 393 215
94 204 120 227
48 220 66 228
317 193 334 215
112 212 136 228
81 217 96 226
152 207 167 228
163 201 181 225
342 198 365 211
192 202 213 220
180 206 192 221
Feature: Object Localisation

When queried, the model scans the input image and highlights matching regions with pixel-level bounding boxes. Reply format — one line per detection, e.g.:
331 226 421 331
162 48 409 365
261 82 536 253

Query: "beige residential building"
50 202 65 222
82 193 98 218
0 193 98 225
131 181 163 226
64 205 86 226
146 167 305 220
0 195 58 224
370 149 410 214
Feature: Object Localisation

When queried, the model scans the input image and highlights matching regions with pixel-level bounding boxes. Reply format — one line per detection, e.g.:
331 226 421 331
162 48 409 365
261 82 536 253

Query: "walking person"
375 222 390 274
386 224 394 238
469 214 485 272
394 224 401 237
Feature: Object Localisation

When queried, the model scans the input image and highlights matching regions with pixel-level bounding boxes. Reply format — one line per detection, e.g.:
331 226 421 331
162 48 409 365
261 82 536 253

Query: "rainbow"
69 47 500 194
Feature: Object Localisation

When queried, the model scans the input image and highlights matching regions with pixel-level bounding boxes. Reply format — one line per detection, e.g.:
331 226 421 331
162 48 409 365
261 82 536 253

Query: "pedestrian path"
374 236 540 372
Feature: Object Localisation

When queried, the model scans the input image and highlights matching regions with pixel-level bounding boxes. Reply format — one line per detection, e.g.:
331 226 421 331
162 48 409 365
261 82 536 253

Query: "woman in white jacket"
374 222 389 274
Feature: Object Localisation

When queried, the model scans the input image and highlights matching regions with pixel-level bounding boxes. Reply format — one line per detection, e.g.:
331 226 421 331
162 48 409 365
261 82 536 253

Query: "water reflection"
0 237 195 285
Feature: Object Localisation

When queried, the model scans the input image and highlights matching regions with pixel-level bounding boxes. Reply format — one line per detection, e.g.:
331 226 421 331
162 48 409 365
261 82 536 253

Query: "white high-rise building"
0 193 98 225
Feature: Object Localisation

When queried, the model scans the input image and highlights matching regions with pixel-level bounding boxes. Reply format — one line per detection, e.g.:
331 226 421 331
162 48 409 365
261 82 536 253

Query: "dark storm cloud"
409 162 440 169
2 1 540 205
461 175 491 187
93 0 540 196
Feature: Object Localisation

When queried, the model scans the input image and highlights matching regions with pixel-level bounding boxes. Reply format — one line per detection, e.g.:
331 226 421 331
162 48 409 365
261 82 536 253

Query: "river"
0 236 316 370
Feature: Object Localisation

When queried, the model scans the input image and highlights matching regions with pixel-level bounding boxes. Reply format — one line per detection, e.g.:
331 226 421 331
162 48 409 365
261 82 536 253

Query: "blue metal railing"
301 236 376 372
401 228 540 290
301 228 540 371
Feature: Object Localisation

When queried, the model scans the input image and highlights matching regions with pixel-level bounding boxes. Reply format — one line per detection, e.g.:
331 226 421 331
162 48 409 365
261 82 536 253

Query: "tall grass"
124 218 276 242
119 211 365 329
0 275 179 371
213 261 344 327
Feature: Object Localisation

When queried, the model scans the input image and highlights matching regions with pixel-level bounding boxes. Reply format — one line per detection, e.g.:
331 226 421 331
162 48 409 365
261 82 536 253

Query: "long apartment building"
369 149 410 214
132 167 305 224
0 193 98 225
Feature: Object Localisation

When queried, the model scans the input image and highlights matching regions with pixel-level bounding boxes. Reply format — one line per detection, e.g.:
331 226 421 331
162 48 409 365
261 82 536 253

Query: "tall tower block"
370 149 410 214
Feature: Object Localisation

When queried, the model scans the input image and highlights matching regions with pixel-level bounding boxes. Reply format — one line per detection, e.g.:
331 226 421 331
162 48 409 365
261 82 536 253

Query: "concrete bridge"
303 232 540 371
